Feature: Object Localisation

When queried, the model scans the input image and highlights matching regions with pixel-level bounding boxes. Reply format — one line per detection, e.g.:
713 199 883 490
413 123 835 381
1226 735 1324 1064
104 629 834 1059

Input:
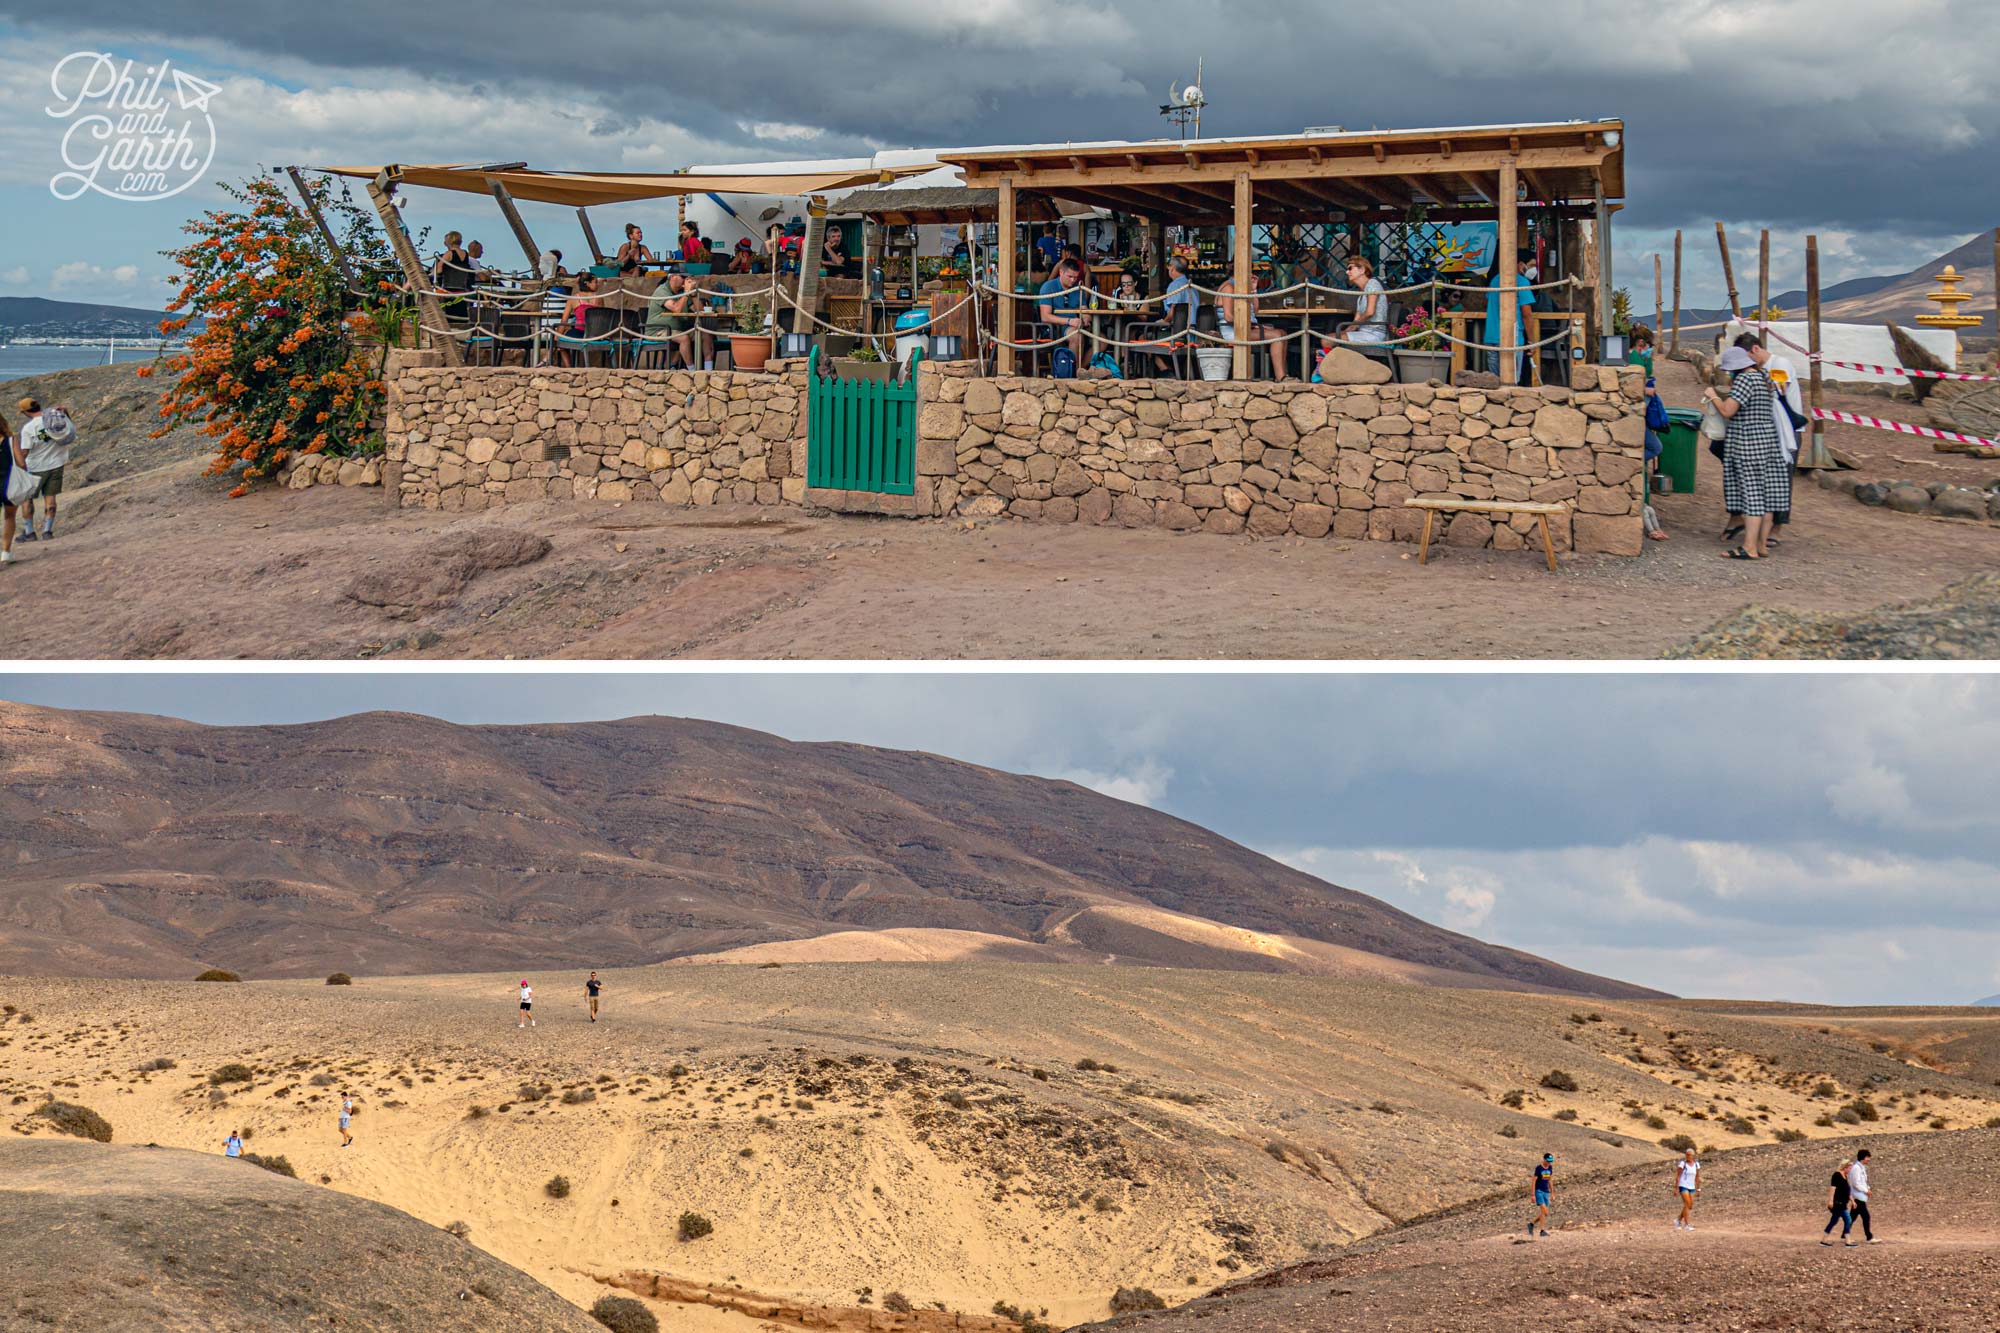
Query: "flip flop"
1721 525 1744 541
1724 547 1759 560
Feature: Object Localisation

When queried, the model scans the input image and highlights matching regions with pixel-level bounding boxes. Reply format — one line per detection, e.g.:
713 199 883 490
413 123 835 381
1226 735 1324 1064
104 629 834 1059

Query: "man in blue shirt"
1147 256 1199 372
1038 258 1086 372
1529 1153 1554 1237
1484 249 1537 383
223 1130 243 1158
1034 225 1065 273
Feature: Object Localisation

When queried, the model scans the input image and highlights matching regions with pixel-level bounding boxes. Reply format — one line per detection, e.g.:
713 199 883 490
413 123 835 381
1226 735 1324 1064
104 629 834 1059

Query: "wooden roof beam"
938 145 1605 192
1457 173 1493 204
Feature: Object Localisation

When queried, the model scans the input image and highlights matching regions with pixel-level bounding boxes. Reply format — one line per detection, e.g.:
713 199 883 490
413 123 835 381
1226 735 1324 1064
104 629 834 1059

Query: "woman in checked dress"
1705 342 1789 559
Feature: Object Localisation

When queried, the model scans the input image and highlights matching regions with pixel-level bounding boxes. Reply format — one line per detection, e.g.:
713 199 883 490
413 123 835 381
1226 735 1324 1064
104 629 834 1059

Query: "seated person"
821 223 862 278
465 240 488 277
432 230 475 295
1326 255 1388 351
1112 269 1143 303
616 223 656 269
1146 256 1199 370
1218 270 1289 380
728 238 757 274
555 273 600 362
643 272 702 367
677 221 710 264
1037 257 1087 370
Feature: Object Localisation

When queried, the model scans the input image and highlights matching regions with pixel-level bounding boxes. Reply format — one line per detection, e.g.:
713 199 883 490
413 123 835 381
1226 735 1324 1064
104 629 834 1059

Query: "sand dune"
3 964 1996 1330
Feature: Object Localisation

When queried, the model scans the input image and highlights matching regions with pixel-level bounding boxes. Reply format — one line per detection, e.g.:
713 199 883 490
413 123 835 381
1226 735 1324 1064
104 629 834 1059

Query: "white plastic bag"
5 463 39 507
1698 400 1729 441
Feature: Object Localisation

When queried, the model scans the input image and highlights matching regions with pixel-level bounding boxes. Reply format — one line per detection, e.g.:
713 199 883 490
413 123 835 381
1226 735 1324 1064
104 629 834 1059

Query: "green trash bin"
1655 407 1703 495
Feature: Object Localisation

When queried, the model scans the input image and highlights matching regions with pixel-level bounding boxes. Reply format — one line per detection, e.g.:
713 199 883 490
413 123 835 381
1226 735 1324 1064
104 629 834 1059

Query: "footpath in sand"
3 966 1998 1330
2 363 1995 660
1079 1128 2000 1332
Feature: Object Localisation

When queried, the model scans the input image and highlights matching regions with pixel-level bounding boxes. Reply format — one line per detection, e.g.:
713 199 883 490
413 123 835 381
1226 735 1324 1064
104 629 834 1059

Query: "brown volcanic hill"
0 1138 596 1332
0 702 1657 997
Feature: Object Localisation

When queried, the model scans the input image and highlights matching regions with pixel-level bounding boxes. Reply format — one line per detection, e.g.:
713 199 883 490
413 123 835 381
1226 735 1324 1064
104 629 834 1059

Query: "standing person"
1674 1147 1702 1230
1821 1156 1854 1246
1528 1153 1554 1237
1704 343 1787 560
517 979 536 1029
0 407 20 565
223 1129 244 1158
432 232 474 294
14 398 73 542
1481 249 1537 383
585 971 603 1022
1034 224 1064 273
1844 1150 1876 1245
338 1094 354 1148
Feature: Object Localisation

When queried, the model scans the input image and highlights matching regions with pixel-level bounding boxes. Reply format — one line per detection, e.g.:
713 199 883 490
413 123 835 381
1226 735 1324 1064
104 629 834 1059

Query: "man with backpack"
14 397 75 543
1037 258 1087 379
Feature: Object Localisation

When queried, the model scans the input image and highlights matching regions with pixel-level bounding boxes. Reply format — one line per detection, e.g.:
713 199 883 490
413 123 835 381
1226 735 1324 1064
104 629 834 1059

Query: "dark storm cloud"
6 0 1996 235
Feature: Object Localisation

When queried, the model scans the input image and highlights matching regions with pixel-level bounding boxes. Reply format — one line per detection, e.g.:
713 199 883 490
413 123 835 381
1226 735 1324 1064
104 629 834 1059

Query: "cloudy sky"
1 2 1996 313
4 671 1996 1007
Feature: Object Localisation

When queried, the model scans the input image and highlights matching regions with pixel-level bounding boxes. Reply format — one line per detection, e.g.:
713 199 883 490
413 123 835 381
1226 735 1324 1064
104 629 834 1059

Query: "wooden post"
1147 218 1167 298
285 167 357 291
1992 226 1998 340
860 217 875 337
1232 173 1253 380
365 171 461 367
793 207 826 348
576 208 605 264
1798 233 1834 470
1498 159 1519 384
1757 228 1770 327
487 179 542 279
1653 253 1663 343
1595 182 1613 355
996 177 1017 374
1670 230 1683 356
1716 222 1741 320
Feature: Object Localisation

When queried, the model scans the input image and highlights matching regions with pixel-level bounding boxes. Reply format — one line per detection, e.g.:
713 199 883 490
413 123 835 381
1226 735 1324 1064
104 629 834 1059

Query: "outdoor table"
1073 303 1157 372
1445 309 1585 386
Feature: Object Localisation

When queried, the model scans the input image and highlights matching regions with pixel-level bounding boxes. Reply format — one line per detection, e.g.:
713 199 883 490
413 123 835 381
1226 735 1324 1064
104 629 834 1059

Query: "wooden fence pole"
1654 253 1663 342
1670 230 1682 356
1716 222 1741 320
1798 233 1835 470
1757 229 1770 327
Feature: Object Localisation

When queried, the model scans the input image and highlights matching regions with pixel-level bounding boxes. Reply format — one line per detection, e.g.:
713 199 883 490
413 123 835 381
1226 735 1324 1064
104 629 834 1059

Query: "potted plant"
832 343 892 382
1390 305 1451 384
730 299 774 372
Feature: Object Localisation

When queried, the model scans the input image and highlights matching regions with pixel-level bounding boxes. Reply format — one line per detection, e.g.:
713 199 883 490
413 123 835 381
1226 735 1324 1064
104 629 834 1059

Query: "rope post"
576 208 605 265
996 177 1017 375
1716 222 1742 321
1798 233 1835 470
794 206 827 352
1670 230 1683 357
1653 254 1662 347
1498 159 1519 385
365 169 461 367
1595 181 1613 358
1232 173 1254 381
1757 228 1770 329
487 178 543 280
285 167 357 292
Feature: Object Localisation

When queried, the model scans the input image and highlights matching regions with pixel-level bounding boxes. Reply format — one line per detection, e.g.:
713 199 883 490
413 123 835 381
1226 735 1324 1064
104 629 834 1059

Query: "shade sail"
315 163 934 206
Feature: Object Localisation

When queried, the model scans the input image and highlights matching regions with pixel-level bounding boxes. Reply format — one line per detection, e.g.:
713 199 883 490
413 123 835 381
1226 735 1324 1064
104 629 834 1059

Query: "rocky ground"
1668 569 2000 659
4 361 1996 659
4 361 208 487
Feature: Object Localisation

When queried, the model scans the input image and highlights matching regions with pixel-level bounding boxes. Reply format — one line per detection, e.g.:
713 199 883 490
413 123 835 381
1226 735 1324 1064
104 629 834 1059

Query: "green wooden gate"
806 345 920 496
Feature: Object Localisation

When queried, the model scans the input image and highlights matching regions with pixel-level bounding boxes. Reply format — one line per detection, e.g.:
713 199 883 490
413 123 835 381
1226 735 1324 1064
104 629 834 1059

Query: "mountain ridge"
0 701 1662 998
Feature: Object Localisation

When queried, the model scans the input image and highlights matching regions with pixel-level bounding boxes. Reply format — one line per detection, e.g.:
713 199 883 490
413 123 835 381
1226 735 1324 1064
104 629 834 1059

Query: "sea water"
0 345 175 382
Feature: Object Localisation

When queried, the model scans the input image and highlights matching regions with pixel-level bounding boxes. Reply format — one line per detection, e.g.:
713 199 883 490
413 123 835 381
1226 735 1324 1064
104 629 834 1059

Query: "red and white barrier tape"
1809 407 2000 452
1755 322 1999 382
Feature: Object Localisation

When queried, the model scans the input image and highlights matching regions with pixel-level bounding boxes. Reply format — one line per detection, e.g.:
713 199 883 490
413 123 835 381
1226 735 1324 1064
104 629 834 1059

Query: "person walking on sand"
1528 1152 1554 1237
1844 1149 1876 1245
1 407 22 565
223 1129 244 1158
518 979 536 1028
1673 1147 1701 1229
1821 1156 1854 1245
14 397 74 543
338 1094 354 1148
585 971 603 1022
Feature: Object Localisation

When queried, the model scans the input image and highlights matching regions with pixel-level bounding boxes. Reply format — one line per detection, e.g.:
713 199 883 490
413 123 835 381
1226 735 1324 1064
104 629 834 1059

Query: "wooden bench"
1405 497 1568 572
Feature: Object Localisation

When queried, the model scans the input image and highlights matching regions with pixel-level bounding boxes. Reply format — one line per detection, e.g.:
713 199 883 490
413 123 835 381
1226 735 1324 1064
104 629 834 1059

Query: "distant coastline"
0 344 181 383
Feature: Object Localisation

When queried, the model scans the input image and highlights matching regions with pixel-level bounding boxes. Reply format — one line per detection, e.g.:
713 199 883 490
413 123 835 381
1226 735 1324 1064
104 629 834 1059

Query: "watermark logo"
48 52 219 203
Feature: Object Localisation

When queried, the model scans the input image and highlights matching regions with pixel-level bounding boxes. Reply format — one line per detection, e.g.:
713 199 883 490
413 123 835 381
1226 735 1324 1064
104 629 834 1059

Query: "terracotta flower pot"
731 334 774 372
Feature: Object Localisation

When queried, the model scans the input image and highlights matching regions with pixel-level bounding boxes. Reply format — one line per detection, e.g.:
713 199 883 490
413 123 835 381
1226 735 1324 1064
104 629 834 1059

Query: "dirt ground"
3 358 1994 660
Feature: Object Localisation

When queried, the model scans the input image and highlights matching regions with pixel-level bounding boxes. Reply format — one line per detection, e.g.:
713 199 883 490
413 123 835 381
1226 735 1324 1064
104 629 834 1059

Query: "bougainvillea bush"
144 174 402 493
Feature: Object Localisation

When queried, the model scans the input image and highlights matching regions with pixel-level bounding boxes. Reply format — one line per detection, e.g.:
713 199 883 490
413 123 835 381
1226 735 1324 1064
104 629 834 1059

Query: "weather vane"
1159 59 1206 140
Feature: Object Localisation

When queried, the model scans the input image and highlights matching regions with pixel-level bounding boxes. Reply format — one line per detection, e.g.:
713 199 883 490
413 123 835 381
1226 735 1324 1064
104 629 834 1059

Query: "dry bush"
1499 1089 1525 1109
308 1073 337 1087
678 1211 713 1241
242 1152 296 1178
444 1220 472 1239
941 1090 971 1110
1552 1109 1578 1122
135 1058 176 1072
1540 1070 1579 1092
194 969 242 982
883 1292 914 1314
1369 1100 1397 1115
325 973 353 986
1660 1134 1697 1152
517 1084 550 1103
34 1100 112 1142
1773 1127 1808 1142
544 1175 571 1199
1845 1099 1880 1122
466 1105 490 1120
589 1294 659 1333
208 1063 254 1086
561 1087 597 1105
1111 1287 1168 1313
1723 1116 1756 1135
1496 1124 1520 1138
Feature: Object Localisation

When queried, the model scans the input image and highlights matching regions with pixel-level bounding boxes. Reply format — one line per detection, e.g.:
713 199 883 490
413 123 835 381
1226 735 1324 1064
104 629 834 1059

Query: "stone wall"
912 360 1650 554
386 365 807 512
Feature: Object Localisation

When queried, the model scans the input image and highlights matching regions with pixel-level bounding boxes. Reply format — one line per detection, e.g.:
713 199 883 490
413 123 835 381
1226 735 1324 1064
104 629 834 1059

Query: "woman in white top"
1674 1148 1701 1229
1331 256 1389 345
517 979 536 1029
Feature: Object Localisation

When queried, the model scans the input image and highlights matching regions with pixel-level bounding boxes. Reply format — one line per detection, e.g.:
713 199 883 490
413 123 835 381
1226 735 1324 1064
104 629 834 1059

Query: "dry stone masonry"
383 357 1650 554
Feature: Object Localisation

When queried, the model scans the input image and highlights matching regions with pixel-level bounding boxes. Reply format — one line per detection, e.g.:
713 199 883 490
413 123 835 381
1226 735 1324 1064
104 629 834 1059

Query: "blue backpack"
1089 352 1122 378
1644 383 1669 432
1050 347 1076 379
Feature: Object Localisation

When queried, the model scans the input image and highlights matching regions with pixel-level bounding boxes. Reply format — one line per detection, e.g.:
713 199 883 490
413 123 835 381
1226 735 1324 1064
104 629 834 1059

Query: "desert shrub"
1773 1128 1807 1142
1075 1058 1103 1072
325 973 353 986
794 1098 815 1111
1836 1108 1862 1125
1844 1099 1880 1122
444 1219 472 1239
1646 1115 1668 1131
941 1090 973 1110
1111 1286 1167 1313
194 969 242 983
1540 1070 1578 1092
466 1105 489 1120
738 1146 754 1158
209 1063 255 1086
1031 1068 1050 1081
517 1084 549 1103
1660 1134 1697 1152
1263 1141 1289 1161
34 1100 112 1143
883 1291 915 1314
241 1152 297 1178
1496 1124 1520 1138
589 1294 659 1333
1370 1100 1397 1115
1814 1114 1835 1127
758 961 782 969
1723 1116 1756 1135
1093 1195 1118 1213
667 1063 689 1078
544 1175 571 1199
1983 1116 2000 1129
136 1057 176 1072
561 1088 597 1105
1499 1089 1525 1109
678 1211 713 1241
1553 1109 1579 1122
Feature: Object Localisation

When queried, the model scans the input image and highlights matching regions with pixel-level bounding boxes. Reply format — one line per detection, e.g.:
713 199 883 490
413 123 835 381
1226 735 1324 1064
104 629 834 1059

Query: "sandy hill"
0 1138 595 1332
1080 1127 2000 1332
1677 232 1995 333
1 965 1995 1330
0 702 1656 998
0 362 208 488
